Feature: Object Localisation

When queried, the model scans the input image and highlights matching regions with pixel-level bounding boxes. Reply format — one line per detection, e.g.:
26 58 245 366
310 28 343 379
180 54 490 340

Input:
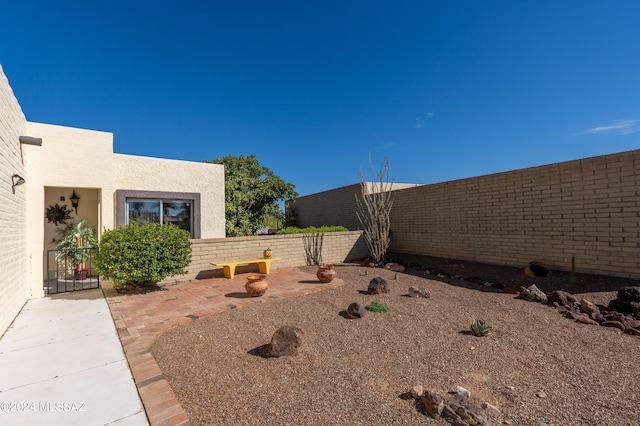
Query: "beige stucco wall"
22 122 115 297
22 126 225 297
113 154 225 238
0 65 225 331
0 65 29 335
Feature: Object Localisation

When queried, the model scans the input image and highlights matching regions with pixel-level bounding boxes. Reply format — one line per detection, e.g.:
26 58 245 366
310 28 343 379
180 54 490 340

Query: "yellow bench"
211 258 281 279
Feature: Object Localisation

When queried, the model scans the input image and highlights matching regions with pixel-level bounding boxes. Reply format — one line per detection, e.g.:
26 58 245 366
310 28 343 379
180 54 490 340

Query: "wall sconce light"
11 174 25 193
70 191 80 214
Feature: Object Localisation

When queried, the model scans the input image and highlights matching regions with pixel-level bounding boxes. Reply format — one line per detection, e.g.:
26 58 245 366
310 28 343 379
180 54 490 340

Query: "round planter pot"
75 269 88 281
316 265 337 283
245 274 269 297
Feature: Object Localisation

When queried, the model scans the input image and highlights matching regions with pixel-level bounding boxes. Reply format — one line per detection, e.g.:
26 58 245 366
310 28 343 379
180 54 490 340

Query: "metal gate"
45 248 100 294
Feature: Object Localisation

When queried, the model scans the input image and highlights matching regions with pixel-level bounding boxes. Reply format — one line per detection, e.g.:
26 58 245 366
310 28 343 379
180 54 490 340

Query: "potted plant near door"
55 220 98 280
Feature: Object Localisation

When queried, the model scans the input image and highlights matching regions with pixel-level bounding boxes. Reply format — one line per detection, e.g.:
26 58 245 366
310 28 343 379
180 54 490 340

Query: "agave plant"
470 319 491 337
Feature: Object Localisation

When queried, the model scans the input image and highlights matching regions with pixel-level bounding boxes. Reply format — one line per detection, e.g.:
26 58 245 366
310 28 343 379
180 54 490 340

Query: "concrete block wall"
389 150 640 277
293 184 364 230
0 65 28 335
172 231 368 282
292 182 420 230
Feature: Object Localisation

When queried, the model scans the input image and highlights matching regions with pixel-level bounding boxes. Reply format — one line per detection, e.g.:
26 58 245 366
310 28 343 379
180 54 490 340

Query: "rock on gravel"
150 264 640 426
367 276 388 294
408 286 431 298
267 325 305 357
346 302 365 318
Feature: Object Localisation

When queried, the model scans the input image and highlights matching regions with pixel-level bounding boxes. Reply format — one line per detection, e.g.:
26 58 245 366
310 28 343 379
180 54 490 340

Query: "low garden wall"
171 231 368 283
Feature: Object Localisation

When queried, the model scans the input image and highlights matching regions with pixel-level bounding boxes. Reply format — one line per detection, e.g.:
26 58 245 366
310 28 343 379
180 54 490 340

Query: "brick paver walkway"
103 268 343 426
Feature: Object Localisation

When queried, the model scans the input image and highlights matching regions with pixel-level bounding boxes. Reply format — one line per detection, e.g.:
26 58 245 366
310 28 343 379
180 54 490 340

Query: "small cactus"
470 319 491 337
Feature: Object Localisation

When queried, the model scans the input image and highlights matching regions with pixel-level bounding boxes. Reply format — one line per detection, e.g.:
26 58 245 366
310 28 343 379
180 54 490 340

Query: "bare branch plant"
356 157 393 265
303 232 323 265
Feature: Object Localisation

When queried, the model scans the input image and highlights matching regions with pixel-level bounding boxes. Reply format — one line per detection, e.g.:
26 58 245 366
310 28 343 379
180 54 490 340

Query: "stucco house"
0 65 225 335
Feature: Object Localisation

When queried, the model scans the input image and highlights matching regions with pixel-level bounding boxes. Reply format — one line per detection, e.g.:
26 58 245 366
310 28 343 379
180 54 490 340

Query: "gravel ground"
151 260 639 425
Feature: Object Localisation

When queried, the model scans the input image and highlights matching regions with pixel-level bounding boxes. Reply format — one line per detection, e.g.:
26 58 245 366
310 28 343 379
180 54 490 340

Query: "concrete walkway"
0 289 148 426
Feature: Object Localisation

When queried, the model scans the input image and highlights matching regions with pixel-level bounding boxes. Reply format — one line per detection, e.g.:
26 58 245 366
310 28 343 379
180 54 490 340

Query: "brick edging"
102 270 343 425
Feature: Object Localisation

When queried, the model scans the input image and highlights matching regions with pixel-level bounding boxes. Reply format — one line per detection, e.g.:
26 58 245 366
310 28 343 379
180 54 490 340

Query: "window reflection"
127 199 192 236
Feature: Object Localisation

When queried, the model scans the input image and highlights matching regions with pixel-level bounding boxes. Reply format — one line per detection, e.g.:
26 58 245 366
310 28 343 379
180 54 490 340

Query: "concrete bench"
211 258 281 279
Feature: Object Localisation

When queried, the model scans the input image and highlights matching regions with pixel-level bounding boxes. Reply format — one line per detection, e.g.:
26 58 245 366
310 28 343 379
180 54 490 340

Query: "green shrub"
96 222 192 286
277 225 349 234
470 319 491 337
365 301 389 312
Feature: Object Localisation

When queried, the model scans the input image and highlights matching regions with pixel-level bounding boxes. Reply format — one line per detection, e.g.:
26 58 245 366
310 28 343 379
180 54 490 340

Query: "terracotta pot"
245 274 269 297
316 265 337 283
263 249 272 259
75 269 88 281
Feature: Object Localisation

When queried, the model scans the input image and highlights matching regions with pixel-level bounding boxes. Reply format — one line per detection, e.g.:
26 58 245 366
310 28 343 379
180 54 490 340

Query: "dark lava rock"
529 261 551 277
367 277 388 294
609 299 640 315
346 302 365 319
608 287 640 314
617 287 640 301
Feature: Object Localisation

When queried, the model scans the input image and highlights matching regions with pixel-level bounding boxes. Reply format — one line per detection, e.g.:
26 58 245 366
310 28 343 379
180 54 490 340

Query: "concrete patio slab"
0 289 147 425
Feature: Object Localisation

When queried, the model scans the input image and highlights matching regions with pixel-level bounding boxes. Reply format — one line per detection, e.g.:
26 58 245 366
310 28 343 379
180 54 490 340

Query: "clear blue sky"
2 1 639 197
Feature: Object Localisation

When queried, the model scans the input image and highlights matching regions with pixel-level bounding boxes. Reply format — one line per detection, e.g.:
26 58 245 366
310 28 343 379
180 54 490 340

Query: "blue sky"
2 1 639 196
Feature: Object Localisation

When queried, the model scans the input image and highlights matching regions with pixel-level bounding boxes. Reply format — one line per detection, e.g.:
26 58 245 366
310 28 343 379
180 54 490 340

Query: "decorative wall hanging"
45 204 73 225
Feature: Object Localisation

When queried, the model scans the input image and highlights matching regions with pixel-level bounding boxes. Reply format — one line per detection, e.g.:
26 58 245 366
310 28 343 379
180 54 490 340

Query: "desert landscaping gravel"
151 262 639 425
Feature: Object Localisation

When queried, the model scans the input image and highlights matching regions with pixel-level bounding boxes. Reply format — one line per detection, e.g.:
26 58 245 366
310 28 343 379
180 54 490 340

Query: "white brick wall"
0 65 28 335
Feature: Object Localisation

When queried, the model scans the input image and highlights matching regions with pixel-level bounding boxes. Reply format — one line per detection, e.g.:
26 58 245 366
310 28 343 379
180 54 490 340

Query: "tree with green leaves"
205 154 298 237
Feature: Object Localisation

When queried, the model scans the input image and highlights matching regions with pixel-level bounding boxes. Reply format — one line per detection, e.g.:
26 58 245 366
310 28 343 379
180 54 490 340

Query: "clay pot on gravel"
245 275 269 297
317 265 337 283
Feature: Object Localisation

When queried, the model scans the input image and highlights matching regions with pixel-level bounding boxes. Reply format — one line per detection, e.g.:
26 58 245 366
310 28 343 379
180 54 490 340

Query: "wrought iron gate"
45 248 100 294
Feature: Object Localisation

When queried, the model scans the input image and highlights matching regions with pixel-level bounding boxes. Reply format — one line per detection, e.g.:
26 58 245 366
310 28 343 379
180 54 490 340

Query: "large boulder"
618 287 640 301
346 302 365 319
367 277 389 294
267 326 305 357
608 287 640 314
